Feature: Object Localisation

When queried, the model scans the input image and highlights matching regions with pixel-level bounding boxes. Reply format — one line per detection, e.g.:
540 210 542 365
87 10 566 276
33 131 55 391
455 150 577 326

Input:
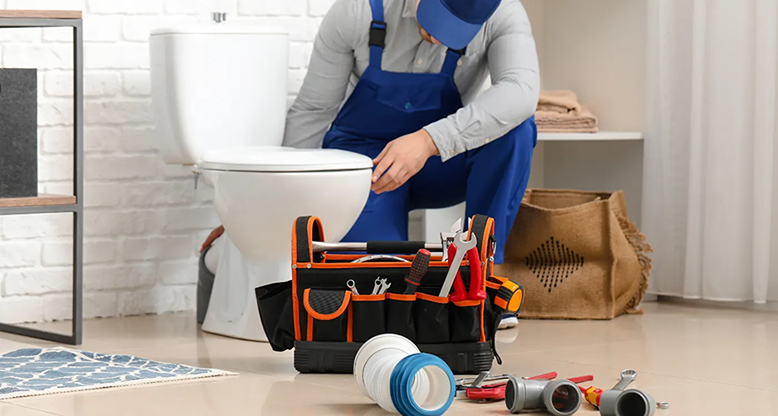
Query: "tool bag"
254 214 523 374
495 189 652 319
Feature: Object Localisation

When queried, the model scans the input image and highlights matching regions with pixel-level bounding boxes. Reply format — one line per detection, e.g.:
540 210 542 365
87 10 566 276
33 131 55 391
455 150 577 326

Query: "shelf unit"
0 11 83 345
418 0 648 242
537 131 643 142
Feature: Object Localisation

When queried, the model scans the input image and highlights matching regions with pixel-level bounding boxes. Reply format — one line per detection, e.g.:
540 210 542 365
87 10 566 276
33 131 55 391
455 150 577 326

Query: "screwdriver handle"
404 249 430 294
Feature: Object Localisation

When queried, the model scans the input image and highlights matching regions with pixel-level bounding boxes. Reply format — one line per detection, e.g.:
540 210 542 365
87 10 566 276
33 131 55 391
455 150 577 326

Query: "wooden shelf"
538 131 643 141
0 10 82 19
0 194 76 208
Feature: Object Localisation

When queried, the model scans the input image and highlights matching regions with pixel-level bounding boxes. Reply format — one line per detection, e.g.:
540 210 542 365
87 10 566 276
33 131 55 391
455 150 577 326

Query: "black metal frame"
0 17 83 345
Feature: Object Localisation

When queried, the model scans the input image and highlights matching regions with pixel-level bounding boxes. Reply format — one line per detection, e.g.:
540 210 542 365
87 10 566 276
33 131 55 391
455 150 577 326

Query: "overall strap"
368 0 387 68
441 47 464 76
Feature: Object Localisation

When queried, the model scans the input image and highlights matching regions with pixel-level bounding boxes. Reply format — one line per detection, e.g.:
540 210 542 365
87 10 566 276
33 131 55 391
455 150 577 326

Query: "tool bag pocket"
450 299 482 343
414 292 451 344
255 281 295 351
350 294 386 343
385 293 417 342
302 289 352 343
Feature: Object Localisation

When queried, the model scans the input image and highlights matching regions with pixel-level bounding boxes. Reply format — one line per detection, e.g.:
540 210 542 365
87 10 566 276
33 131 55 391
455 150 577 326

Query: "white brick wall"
0 0 325 324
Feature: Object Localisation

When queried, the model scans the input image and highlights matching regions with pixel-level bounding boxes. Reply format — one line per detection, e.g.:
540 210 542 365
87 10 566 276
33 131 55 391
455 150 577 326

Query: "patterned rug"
0 347 236 400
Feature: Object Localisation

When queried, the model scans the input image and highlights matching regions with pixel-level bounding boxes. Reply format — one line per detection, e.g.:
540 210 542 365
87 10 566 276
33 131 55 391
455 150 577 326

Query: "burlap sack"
494 189 652 319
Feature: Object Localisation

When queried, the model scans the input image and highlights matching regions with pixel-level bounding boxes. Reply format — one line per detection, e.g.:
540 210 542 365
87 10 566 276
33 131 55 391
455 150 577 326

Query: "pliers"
448 240 487 302
458 372 595 402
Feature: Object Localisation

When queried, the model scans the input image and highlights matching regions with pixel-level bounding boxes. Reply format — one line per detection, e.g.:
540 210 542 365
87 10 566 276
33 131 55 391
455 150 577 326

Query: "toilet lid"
199 147 374 172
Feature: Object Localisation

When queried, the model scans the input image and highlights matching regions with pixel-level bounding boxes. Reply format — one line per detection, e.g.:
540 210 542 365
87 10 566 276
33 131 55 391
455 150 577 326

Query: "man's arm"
423 0 540 162
282 0 358 149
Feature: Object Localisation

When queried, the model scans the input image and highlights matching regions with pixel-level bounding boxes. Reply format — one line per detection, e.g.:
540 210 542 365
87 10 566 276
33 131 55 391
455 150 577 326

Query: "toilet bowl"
150 22 373 341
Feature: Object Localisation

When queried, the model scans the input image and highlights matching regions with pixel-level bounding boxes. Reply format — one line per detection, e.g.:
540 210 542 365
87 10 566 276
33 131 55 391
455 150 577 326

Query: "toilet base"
200 234 291 342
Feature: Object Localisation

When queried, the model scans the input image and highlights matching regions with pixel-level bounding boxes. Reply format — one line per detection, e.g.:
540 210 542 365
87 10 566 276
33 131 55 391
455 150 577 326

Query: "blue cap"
416 0 501 50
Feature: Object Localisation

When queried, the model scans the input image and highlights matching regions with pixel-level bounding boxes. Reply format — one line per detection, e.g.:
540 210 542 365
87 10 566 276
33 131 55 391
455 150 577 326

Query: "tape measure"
494 280 524 315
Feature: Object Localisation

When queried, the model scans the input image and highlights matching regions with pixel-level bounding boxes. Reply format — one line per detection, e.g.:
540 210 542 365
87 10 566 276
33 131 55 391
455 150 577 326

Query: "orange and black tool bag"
254 214 524 374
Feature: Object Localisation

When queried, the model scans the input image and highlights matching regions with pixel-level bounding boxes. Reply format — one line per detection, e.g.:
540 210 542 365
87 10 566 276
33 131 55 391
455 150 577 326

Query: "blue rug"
0 347 236 400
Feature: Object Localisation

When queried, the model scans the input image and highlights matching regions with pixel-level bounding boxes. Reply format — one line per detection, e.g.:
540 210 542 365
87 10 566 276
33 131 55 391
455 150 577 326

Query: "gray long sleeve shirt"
282 0 540 162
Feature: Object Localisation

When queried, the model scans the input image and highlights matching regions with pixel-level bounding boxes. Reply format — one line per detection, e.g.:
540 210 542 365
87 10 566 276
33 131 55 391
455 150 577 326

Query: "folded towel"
535 105 599 133
537 90 582 114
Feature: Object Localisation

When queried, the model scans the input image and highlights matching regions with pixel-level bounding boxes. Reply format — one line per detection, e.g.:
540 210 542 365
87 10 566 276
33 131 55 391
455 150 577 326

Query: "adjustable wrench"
438 232 477 298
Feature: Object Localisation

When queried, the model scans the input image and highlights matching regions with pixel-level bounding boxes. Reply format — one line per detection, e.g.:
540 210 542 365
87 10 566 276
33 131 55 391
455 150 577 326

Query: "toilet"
149 22 373 341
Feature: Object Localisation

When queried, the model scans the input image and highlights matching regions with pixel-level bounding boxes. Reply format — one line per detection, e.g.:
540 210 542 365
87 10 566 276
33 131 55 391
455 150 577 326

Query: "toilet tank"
150 24 289 165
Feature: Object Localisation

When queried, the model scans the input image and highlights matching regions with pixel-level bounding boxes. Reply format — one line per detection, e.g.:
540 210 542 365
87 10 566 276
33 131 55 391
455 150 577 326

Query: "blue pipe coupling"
353 334 455 416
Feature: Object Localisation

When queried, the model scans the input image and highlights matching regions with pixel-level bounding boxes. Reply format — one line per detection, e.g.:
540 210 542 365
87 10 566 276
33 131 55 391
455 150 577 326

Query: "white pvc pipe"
353 334 454 415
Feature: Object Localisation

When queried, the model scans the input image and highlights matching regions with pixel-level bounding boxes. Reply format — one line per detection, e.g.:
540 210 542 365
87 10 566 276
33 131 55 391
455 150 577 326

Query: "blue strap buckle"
369 20 387 47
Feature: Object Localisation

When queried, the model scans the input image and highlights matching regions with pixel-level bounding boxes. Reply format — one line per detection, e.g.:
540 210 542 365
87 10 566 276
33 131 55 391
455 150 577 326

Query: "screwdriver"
404 249 431 295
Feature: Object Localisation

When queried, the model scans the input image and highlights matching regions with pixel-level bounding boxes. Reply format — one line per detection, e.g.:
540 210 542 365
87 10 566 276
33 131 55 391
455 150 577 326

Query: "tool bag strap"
467 214 495 267
293 216 325 264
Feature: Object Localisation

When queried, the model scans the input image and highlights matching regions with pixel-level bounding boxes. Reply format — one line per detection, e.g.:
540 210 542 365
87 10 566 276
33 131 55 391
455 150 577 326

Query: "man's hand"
371 129 439 194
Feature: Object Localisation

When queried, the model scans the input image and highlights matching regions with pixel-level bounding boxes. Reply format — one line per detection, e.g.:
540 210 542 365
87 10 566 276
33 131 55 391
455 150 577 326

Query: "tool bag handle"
293 216 325 264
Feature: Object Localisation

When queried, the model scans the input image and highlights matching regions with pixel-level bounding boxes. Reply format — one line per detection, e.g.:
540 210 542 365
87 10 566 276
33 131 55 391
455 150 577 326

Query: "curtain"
644 0 778 302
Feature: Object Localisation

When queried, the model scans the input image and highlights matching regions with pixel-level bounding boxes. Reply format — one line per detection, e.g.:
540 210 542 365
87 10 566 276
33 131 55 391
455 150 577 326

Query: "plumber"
203 0 539 267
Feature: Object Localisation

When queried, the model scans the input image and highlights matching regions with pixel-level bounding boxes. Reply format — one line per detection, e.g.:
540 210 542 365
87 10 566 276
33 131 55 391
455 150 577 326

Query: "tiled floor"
1 301 778 415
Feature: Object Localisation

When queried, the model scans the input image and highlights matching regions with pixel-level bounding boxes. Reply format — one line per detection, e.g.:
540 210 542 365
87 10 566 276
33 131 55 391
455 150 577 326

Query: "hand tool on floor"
312 241 443 253
457 371 558 401
580 369 669 416
403 249 430 295
438 232 477 298
347 279 359 295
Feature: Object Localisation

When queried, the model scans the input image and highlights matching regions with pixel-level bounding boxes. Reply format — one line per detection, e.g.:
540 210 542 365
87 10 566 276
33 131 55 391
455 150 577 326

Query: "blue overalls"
322 0 537 264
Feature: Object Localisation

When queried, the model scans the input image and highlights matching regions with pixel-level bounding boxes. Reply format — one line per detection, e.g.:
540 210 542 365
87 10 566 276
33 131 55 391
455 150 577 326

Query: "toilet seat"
200 147 373 173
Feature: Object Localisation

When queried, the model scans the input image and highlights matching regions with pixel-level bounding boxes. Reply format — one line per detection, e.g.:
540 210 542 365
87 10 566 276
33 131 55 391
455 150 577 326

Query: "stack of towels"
535 90 599 133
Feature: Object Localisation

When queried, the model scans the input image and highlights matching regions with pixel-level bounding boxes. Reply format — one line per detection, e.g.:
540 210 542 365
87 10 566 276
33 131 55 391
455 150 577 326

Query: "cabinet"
0 10 83 345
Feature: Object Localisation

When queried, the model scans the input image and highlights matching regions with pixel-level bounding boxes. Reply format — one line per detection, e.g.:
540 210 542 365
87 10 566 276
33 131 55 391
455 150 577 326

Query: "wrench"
371 277 383 295
611 369 637 391
438 232 477 297
611 369 670 410
441 218 462 262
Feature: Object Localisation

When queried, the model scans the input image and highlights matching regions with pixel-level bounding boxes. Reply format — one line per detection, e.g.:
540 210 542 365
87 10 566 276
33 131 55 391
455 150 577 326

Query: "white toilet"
149 22 373 341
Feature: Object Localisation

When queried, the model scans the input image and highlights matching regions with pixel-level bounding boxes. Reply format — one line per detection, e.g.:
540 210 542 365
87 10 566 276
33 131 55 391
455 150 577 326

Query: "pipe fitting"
599 389 659 416
353 334 455 416
505 376 582 415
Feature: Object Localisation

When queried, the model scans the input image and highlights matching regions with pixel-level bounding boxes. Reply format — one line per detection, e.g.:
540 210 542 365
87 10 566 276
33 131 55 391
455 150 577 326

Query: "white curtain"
644 0 778 303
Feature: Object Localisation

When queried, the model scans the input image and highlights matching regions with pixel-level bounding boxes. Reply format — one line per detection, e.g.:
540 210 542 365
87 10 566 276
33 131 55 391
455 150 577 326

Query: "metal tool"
347 279 359 295
612 369 637 391
440 218 462 262
372 278 384 295
312 241 443 253
448 243 469 302
438 232 477 298
404 249 431 294
370 278 390 295
352 255 410 263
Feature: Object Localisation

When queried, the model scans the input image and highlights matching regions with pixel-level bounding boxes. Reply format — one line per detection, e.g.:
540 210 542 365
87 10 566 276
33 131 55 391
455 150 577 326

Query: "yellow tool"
494 280 524 315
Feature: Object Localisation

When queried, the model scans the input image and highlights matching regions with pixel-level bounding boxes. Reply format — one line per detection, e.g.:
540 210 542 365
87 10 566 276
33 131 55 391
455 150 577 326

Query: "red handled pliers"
448 241 487 302
463 372 595 401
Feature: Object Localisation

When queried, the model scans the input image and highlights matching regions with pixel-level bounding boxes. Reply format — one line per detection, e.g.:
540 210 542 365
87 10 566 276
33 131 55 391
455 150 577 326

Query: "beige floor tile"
1 301 777 415
5 371 476 416
0 404 58 416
